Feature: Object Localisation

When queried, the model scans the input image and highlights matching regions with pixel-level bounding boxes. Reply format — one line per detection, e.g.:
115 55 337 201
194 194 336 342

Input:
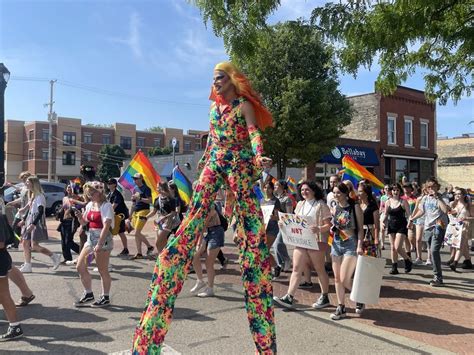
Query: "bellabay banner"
278 212 319 250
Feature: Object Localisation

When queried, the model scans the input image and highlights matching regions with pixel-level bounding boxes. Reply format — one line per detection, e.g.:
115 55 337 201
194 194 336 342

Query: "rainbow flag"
341 155 384 194
286 176 297 195
172 164 193 205
118 150 161 201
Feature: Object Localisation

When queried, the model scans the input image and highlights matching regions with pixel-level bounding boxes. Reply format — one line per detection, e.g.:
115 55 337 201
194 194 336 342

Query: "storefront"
382 153 435 185
316 144 381 189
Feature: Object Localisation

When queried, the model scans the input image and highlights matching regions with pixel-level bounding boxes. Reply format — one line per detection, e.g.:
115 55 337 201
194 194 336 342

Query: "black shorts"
0 249 12 277
118 219 126 234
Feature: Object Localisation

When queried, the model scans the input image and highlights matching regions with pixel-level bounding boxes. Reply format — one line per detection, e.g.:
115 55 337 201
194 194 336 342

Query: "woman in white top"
449 188 472 271
19 176 61 273
74 182 115 308
273 181 332 309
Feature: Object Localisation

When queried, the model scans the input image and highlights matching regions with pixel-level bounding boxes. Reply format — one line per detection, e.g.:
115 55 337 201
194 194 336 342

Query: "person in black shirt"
107 179 130 256
130 174 154 259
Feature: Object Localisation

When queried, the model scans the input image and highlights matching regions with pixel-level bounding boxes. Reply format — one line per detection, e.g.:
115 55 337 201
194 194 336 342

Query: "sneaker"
146 246 154 256
51 254 61 271
462 259 473 269
197 287 214 298
65 260 77 266
91 295 110 308
429 278 445 287
219 257 228 270
6 245 19 251
19 263 32 273
273 294 294 308
413 258 423 265
355 302 365 314
118 248 129 256
74 292 95 307
0 325 23 341
312 294 330 309
93 265 113 272
16 294 35 307
404 259 412 273
449 261 458 272
445 259 454 266
272 266 281 280
130 254 143 260
190 279 206 293
389 264 399 275
298 281 313 289
425 259 432 266
330 305 347 320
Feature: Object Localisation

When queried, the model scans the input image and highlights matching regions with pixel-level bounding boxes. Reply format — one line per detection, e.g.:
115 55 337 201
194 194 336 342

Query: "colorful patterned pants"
132 154 277 354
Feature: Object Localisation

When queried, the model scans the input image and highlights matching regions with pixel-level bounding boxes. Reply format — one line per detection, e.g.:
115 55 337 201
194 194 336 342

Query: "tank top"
387 204 406 223
87 210 103 229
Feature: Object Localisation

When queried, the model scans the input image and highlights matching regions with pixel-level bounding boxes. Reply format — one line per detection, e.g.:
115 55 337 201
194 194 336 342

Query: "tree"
191 0 473 104
96 145 127 182
145 126 163 133
235 20 352 178
148 146 172 156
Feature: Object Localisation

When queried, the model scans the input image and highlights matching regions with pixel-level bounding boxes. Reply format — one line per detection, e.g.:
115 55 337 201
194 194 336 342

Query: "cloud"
174 29 226 66
108 11 143 59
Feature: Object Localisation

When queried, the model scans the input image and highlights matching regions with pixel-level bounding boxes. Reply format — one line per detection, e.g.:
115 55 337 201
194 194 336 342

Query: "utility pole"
46 80 57 182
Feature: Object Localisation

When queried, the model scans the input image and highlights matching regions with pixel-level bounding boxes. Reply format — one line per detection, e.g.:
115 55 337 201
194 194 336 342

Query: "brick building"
437 134 474 189
4 116 206 182
306 86 437 186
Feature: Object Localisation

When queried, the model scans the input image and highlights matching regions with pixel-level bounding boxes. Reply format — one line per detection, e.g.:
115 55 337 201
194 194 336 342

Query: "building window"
154 138 161 147
387 117 396 145
184 141 191 151
63 132 76 146
420 121 429 148
83 152 92 162
409 160 419 183
195 142 201 150
395 159 408 182
120 136 132 150
28 149 34 160
28 130 34 141
62 151 76 165
42 149 49 161
404 118 413 146
137 137 145 147
42 129 49 141
83 133 92 144
102 134 111 145
384 157 392 183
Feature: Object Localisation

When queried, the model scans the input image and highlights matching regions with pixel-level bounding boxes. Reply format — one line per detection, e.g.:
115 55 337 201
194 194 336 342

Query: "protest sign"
278 212 319 250
261 205 275 227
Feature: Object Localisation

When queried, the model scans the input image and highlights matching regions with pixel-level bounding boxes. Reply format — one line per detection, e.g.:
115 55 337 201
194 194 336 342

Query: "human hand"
310 225 320 234
26 224 35 233
17 220 25 228
258 156 272 170
357 246 364 256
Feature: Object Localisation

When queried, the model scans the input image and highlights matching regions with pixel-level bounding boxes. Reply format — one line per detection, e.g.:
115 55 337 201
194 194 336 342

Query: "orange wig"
209 61 273 131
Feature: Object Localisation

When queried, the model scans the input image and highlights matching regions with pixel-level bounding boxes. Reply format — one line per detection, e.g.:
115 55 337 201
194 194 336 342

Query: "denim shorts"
205 225 225 250
85 229 114 252
331 236 357 257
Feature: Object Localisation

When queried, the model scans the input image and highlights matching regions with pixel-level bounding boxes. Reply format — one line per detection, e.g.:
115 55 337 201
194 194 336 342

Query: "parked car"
3 181 66 216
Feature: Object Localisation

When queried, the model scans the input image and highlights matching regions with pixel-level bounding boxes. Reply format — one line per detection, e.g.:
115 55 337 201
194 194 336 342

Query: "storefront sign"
320 145 379 166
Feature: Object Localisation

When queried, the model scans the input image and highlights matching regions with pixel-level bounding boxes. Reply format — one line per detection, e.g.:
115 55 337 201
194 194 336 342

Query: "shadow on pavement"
18 304 108 323
174 307 215 322
362 308 474 335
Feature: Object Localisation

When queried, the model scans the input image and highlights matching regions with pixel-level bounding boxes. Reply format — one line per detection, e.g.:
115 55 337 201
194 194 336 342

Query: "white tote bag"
350 255 386 305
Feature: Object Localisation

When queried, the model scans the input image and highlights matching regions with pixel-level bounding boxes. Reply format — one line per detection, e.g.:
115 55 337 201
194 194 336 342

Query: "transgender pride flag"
118 150 161 201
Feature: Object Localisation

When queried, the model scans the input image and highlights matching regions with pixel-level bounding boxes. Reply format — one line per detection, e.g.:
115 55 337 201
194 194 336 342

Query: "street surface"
1 218 472 354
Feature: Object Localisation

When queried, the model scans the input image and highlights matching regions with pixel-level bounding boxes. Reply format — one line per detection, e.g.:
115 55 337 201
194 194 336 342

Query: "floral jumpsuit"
132 97 277 354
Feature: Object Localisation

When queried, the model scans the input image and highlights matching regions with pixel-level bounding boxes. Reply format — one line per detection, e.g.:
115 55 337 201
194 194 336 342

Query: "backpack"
216 207 228 231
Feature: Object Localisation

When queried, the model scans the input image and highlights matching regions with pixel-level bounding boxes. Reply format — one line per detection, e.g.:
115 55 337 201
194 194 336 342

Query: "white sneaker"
65 260 77 266
197 287 214 297
20 263 32 273
93 265 113 272
190 279 206 293
51 254 61 271
425 259 432 266
413 258 423 265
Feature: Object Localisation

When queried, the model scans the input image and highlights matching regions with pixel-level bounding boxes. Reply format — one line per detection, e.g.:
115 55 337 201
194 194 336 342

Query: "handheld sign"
278 212 319 250
261 205 274 227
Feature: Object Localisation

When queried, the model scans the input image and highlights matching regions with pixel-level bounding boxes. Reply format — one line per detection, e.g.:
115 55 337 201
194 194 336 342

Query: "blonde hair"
19 171 32 180
26 176 44 199
83 181 106 204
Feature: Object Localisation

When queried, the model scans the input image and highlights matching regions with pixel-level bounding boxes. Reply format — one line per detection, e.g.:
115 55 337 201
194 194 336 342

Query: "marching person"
273 180 292 273
107 178 130 256
6 171 32 250
74 182 115 307
132 61 276 354
57 185 81 264
448 188 472 271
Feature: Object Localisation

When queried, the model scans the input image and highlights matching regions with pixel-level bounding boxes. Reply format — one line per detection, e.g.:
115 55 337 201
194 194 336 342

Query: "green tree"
145 126 163 132
191 0 473 104
235 20 352 178
149 146 172 156
96 145 127 182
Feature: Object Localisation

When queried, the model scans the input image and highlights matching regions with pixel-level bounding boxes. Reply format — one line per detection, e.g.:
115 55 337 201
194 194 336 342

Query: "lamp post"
171 137 177 167
0 63 11 187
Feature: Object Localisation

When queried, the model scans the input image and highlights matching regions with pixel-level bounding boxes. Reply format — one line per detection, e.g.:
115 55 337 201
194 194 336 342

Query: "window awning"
319 145 380 166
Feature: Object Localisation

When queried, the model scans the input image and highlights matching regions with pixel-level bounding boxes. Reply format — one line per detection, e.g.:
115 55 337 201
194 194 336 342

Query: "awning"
319 145 379 166
382 153 435 161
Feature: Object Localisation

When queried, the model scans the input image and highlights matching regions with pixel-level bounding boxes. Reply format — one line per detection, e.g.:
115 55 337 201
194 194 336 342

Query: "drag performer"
132 61 276 354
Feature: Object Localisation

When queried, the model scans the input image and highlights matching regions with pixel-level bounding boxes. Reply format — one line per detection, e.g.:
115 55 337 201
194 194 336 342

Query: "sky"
1 0 472 138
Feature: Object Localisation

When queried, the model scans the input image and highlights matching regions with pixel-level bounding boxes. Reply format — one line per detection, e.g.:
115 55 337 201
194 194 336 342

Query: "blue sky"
2 0 472 137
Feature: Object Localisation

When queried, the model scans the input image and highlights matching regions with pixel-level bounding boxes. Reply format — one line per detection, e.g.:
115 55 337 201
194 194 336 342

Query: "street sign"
172 137 177 148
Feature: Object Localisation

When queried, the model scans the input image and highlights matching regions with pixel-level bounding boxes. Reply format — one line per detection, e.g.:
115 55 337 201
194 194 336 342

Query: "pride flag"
118 150 161 201
341 155 384 193
172 164 193 205
286 176 297 195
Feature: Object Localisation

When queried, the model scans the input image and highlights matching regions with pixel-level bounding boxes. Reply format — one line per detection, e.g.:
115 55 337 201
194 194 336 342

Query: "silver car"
3 181 66 216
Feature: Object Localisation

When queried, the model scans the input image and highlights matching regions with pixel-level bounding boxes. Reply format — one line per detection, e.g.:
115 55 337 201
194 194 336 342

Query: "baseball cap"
107 178 117 185
133 173 143 179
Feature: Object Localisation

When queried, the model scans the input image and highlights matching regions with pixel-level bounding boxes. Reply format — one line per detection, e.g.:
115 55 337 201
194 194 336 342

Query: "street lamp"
0 63 11 187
